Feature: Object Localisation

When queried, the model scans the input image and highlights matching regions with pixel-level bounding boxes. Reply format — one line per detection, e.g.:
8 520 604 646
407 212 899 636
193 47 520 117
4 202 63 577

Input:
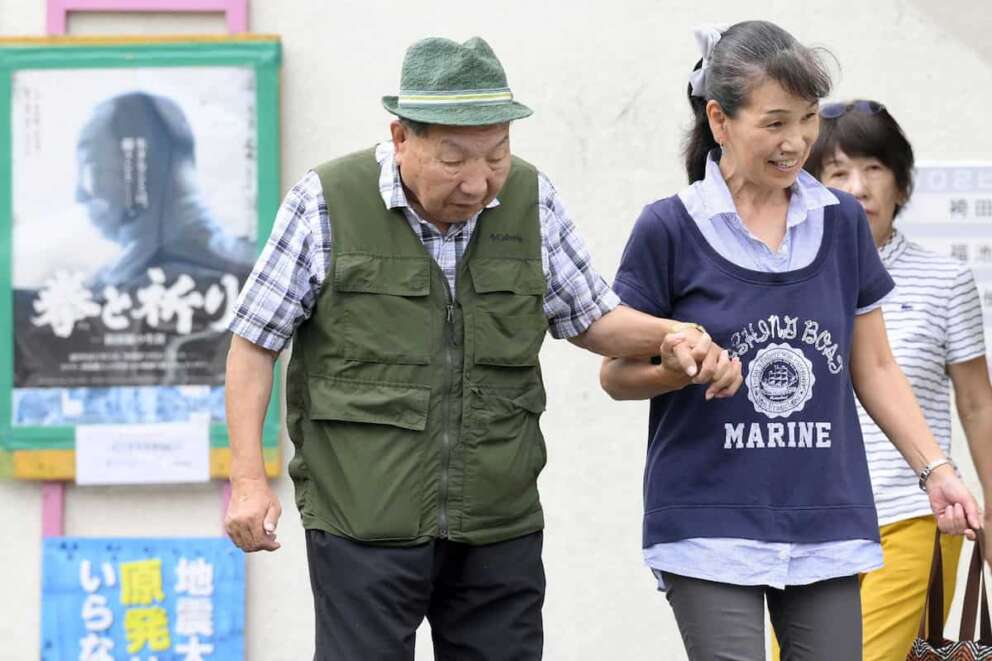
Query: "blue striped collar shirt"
678 150 839 273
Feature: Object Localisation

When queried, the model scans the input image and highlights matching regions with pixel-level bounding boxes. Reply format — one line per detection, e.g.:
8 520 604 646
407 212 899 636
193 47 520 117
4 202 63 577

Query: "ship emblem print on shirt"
745 342 816 419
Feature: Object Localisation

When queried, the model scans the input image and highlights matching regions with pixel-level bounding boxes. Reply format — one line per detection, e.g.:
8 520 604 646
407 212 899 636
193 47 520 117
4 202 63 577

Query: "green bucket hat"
383 36 533 126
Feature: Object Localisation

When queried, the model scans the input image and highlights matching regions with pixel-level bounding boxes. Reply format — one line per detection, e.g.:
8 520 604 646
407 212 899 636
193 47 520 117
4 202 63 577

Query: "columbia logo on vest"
489 232 523 243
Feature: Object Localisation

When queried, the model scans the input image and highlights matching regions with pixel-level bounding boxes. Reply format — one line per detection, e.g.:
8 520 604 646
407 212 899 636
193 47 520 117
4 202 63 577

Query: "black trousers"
305 529 545 661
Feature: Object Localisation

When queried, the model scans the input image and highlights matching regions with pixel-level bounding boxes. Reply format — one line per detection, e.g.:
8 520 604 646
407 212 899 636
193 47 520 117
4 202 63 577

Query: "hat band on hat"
398 88 513 106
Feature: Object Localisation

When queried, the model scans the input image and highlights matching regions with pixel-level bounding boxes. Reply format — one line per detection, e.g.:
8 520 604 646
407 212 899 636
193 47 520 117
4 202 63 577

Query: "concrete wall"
1 1 991 658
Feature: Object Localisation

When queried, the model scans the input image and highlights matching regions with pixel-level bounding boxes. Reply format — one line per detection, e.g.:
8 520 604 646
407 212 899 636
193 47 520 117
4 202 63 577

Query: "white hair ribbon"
688 25 725 98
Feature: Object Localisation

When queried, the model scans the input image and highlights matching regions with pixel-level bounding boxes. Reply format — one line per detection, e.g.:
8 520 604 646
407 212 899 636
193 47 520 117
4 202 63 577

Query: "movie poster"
0 39 282 479
12 66 257 426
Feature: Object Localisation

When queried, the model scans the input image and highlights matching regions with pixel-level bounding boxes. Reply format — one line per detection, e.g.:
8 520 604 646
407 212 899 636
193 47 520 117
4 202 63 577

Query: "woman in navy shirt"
600 21 980 660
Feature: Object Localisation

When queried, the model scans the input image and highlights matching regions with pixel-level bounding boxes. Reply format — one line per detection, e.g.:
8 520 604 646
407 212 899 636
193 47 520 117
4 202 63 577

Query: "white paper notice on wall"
898 163 992 348
75 420 210 485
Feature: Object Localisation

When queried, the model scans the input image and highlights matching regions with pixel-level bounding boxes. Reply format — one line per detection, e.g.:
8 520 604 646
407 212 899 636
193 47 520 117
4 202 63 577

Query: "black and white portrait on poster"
11 66 258 426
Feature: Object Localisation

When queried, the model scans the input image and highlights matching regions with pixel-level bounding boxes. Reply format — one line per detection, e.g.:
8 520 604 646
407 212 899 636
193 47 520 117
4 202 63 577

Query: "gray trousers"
662 572 862 661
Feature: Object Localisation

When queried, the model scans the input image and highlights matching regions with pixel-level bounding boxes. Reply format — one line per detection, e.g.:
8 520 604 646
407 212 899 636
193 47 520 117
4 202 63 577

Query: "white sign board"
75 420 210 485
897 163 992 350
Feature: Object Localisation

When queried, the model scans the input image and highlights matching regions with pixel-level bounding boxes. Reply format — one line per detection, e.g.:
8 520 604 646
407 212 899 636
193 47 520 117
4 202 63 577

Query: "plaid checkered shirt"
229 142 620 351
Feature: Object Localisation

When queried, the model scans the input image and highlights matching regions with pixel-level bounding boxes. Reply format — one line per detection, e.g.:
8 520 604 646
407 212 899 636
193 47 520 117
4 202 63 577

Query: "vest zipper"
438 289 456 539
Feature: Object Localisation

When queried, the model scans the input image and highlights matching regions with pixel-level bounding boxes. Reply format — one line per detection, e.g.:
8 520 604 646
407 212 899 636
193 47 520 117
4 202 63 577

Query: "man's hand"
660 327 707 379
225 477 282 552
660 329 743 399
927 465 982 539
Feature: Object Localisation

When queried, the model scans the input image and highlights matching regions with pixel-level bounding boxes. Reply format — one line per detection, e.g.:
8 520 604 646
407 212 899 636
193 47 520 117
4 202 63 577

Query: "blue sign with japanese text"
41 537 244 661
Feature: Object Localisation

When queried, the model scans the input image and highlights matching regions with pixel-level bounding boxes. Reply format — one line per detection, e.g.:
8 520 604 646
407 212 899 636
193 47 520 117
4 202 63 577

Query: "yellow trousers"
772 515 963 661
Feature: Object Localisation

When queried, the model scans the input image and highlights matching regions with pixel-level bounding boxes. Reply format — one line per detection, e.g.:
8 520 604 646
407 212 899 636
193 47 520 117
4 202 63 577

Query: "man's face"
76 136 129 241
391 121 511 227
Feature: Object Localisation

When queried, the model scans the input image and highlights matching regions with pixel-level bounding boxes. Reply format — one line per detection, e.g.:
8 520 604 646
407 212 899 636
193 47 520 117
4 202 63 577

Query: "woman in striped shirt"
808 101 992 661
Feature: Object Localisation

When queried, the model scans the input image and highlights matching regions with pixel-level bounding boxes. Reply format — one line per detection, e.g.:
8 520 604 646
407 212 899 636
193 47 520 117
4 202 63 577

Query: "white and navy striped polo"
858 229 986 525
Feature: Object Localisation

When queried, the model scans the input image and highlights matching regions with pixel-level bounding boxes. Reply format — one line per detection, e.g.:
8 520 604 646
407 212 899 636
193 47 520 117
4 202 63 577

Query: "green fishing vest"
285 147 549 546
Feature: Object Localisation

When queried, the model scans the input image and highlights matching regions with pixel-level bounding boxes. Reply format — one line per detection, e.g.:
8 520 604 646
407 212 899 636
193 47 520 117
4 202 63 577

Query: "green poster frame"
0 36 282 480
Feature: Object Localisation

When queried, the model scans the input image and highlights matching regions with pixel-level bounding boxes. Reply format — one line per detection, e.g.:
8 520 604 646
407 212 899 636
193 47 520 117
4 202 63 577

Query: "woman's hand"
927 464 982 539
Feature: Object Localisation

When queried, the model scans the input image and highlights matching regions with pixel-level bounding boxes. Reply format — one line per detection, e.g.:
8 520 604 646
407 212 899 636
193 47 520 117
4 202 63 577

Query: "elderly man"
224 36 741 660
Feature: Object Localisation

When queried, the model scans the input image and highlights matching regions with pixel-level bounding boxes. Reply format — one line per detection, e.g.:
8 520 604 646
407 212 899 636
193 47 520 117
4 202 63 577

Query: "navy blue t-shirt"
613 192 894 548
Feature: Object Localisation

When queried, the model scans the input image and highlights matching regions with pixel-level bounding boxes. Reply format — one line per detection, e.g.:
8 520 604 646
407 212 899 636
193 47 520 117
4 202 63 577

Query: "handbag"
907 532 991 660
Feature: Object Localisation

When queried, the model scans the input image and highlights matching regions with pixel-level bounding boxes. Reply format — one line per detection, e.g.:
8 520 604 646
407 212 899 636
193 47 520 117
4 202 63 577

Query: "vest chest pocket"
469 258 548 367
335 253 432 365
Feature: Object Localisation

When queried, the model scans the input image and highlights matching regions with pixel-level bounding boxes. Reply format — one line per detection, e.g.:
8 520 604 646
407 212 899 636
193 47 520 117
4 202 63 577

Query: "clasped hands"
661 323 744 400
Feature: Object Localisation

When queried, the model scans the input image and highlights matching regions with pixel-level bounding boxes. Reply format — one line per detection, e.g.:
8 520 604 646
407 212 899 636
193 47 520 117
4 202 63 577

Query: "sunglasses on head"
819 100 885 119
